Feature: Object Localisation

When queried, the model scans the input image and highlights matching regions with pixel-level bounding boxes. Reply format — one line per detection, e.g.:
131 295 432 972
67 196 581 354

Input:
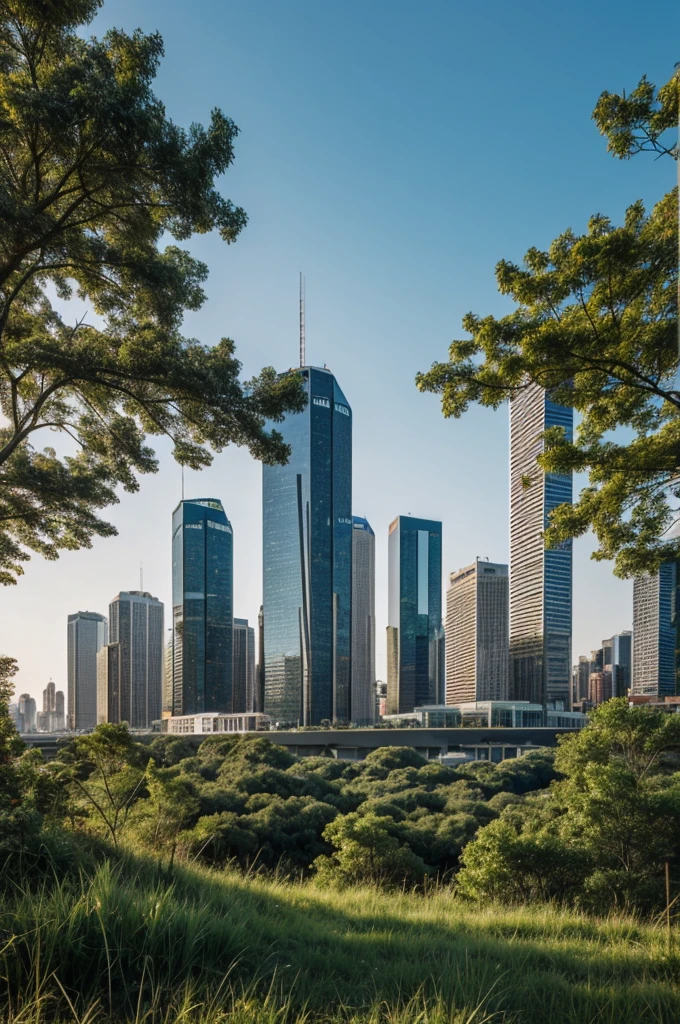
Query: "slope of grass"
1 850 679 1024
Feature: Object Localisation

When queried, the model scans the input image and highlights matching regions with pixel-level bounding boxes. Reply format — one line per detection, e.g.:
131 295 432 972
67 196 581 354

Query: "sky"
2 0 679 703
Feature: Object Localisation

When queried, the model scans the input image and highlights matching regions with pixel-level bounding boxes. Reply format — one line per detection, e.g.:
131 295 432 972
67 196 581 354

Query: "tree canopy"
0 0 304 584
417 70 679 577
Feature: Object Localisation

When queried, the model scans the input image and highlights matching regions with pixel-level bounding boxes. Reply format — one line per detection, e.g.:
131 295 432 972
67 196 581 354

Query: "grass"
2 850 680 1023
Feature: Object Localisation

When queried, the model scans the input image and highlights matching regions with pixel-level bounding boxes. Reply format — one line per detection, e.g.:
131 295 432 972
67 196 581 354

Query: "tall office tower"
55 689 65 731
162 629 173 718
509 384 573 708
233 618 256 712
17 694 36 732
263 366 352 726
351 516 376 725
445 559 509 705
612 631 633 697
98 591 163 727
256 605 264 712
386 516 443 715
43 679 56 716
633 564 678 697
572 655 590 704
67 611 108 730
172 499 234 715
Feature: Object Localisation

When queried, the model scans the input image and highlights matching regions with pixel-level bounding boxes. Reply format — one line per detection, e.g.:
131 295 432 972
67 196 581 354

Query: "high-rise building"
445 559 509 705
162 628 173 718
572 655 590 704
172 499 234 715
351 516 376 725
633 565 677 697
588 670 612 706
263 366 352 726
509 383 573 708
55 689 65 731
97 591 163 727
386 515 443 715
17 693 36 732
256 605 264 713
233 618 256 713
67 611 108 730
612 631 633 697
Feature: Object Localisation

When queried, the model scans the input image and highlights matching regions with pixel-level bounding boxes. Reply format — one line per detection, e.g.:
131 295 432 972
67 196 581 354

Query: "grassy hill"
2 849 679 1024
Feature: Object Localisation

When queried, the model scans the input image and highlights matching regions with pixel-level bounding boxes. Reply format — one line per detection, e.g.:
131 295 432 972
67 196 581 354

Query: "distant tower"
17 694 37 733
55 689 65 731
256 605 265 713
162 628 173 718
67 611 108 730
233 618 256 713
386 516 443 714
446 559 509 705
263 366 352 725
612 631 633 697
172 499 234 715
98 591 163 727
351 517 376 725
632 564 677 697
509 384 573 708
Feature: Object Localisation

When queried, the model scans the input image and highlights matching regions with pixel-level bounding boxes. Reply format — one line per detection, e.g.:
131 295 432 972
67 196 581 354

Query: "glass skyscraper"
67 611 108 730
632 564 677 697
172 499 233 715
351 516 376 726
263 366 352 726
509 383 573 708
97 591 163 728
386 515 443 714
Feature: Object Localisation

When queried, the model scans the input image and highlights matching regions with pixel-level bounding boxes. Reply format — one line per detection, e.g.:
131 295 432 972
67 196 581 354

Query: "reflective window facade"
101 591 163 727
633 564 677 696
263 367 352 726
172 500 233 715
509 384 573 708
67 611 108 730
387 516 442 714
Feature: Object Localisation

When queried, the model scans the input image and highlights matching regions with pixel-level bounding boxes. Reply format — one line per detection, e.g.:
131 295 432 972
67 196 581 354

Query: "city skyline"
2 0 667 703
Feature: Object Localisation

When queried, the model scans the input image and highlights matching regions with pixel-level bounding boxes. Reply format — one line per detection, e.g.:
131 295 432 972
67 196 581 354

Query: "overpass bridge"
21 726 575 762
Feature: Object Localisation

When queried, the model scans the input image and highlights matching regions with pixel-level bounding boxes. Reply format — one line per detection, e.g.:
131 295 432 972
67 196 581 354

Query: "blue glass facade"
543 397 573 708
263 367 352 725
386 516 443 714
172 499 233 715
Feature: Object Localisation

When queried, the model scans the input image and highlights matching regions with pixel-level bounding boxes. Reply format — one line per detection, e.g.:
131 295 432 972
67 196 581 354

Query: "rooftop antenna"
299 272 305 368
140 562 143 592
181 465 185 501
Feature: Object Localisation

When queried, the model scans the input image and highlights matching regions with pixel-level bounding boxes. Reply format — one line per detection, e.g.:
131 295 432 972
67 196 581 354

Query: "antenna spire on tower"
299 272 305 368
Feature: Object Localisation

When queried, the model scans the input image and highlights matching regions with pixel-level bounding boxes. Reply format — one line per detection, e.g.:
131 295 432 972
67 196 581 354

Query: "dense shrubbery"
3 694 680 914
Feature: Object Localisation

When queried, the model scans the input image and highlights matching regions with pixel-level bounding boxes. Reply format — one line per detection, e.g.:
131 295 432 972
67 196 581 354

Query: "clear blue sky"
2 0 678 702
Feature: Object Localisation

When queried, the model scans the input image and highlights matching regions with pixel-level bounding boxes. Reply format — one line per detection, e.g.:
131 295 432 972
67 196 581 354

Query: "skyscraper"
233 618 256 713
351 516 376 726
256 605 264 713
386 515 442 715
98 591 163 727
67 611 108 730
162 628 173 718
612 631 633 697
263 366 352 726
445 559 509 705
632 565 677 697
572 655 590 704
172 499 234 715
17 694 36 732
509 383 573 708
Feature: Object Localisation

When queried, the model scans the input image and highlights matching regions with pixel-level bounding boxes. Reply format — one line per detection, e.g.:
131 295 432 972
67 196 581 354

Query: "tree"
0 0 304 584
131 761 199 867
457 702 680 912
57 723 145 846
417 70 679 577
314 811 430 888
